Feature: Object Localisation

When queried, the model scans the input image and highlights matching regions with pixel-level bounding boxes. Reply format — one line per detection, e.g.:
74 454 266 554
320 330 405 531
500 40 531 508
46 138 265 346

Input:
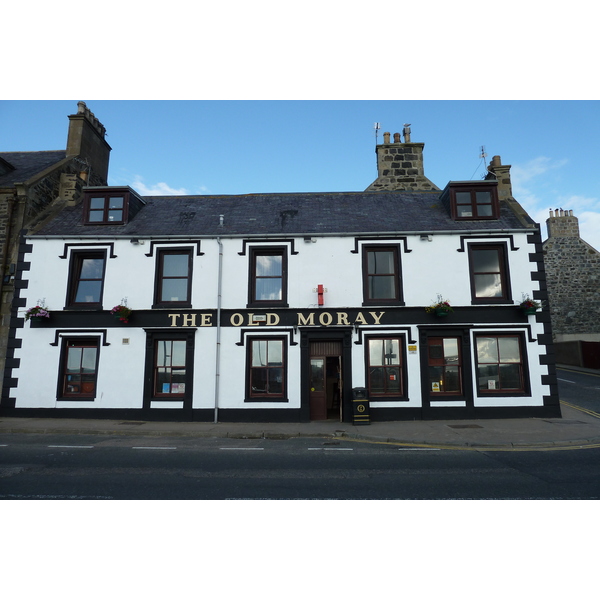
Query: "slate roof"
0 151 67 187
33 189 535 238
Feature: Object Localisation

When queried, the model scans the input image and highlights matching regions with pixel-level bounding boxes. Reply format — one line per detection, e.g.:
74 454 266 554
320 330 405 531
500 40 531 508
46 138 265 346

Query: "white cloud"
510 157 600 251
511 156 568 188
131 176 189 196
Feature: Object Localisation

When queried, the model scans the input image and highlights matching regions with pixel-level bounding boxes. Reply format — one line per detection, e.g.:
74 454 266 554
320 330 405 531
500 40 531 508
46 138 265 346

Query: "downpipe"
214 237 223 423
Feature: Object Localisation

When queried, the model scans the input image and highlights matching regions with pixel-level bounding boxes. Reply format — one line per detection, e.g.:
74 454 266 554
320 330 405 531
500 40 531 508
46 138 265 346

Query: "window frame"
247 246 288 308
245 336 288 402
426 336 463 397
65 249 107 309
84 191 129 225
152 338 188 398
450 185 500 220
143 330 195 408
467 243 512 304
57 337 101 401
361 244 403 306
474 332 529 396
153 248 193 308
364 335 407 400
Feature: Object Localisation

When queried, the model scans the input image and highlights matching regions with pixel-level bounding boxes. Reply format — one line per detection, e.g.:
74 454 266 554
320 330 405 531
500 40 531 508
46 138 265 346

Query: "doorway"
309 341 342 421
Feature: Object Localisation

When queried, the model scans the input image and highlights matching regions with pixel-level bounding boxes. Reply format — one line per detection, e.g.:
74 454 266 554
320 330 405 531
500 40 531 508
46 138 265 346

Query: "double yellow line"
560 399 600 420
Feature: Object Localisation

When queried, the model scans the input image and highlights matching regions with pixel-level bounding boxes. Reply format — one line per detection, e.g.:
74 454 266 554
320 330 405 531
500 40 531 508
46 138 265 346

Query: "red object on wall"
318 284 324 306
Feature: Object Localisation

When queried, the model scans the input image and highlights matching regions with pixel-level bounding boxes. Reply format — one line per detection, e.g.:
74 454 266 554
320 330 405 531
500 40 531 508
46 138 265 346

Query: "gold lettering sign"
166 310 386 327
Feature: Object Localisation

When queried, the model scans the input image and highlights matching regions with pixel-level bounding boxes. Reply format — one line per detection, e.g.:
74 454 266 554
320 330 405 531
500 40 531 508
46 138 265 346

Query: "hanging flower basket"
519 295 541 315
426 295 454 317
25 304 50 323
110 304 132 324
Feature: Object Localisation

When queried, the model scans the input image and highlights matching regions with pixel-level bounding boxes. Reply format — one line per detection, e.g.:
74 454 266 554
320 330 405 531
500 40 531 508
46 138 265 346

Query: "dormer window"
82 186 145 226
85 192 128 224
443 181 500 221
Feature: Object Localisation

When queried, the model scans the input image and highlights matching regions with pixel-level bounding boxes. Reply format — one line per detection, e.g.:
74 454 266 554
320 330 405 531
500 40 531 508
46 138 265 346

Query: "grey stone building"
0 102 111 377
543 209 600 367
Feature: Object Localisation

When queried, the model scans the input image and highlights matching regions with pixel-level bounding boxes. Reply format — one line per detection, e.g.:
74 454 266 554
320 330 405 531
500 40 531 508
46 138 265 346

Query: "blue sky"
2 100 599 249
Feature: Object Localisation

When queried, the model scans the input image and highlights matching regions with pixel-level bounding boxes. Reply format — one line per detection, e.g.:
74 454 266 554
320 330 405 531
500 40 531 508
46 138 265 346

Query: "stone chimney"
66 101 111 184
485 155 513 201
365 129 440 192
546 209 581 239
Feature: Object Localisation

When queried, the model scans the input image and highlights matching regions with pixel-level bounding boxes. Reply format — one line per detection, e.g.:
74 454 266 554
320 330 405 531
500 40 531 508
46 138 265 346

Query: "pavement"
1 402 600 451
1 365 599 451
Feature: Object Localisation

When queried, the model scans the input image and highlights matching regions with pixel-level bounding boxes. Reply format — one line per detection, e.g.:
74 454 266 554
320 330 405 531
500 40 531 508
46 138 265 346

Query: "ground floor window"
143 330 195 408
247 337 287 401
475 334 525 393
427 336 462 395
59 337 100 399
153 339 187 396
366 336 404 398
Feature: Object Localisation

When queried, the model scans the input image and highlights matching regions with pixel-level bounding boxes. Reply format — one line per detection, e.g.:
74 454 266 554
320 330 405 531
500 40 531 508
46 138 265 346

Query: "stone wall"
543 211 600 341
365 135 440 192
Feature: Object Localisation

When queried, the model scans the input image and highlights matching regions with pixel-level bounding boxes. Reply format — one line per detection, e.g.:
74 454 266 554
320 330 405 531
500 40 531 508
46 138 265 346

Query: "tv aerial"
374 122 381 144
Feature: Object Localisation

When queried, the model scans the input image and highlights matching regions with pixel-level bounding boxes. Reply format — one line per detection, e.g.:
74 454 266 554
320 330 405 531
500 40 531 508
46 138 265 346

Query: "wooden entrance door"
309 341 342 420
309 357 327 420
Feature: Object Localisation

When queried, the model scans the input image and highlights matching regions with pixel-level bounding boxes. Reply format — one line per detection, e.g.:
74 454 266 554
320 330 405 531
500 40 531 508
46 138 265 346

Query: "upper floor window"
154 249 193 308
84 192 128 224
66 250 106 309
248 247 288 307
362 245 402 305
468 243 511 303
445 182 499 220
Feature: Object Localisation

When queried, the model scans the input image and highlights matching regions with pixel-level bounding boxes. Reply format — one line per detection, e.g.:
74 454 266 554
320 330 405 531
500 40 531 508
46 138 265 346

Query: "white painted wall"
12 232 548 411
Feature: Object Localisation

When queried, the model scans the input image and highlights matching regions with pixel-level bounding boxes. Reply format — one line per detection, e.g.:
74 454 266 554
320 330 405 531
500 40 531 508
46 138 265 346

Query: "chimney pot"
383 132 390 144
393 132 401 143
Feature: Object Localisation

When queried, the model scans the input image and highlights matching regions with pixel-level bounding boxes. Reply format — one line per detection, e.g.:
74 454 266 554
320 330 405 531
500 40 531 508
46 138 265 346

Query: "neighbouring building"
0 102 111 379
543 209 600 368
0 128 560 422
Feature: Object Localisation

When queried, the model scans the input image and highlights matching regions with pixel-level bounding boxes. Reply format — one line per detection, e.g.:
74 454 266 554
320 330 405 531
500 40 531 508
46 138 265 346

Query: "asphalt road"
556 366 600 417
1 432 599 499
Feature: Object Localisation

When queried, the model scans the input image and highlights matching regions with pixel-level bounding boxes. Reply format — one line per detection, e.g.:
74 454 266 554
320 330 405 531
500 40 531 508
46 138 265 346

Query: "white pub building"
1 134 560 422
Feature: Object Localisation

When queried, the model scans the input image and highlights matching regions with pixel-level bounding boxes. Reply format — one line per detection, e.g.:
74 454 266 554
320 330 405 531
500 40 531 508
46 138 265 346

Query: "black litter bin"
352 387 370 425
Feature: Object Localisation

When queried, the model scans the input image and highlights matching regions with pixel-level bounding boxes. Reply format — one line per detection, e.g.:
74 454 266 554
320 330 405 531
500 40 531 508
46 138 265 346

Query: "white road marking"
307 447 354 451
48 445 94 449
219 447 264 450
132 446 177 450
557 378 576 383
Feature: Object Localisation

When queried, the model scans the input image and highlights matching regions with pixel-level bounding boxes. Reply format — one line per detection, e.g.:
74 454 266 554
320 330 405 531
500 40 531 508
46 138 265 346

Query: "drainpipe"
214 237 223 423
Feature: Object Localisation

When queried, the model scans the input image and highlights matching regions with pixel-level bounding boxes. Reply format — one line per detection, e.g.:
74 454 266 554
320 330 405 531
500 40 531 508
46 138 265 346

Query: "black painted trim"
456 234 518 252
351 236 412 254
2 232 30 407
235 328 297 346
59 242 117 259
144 240 203 257
354 326 416 345
50 329 111 346
238 239 298 256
